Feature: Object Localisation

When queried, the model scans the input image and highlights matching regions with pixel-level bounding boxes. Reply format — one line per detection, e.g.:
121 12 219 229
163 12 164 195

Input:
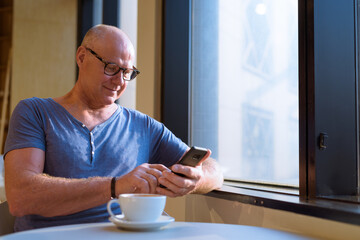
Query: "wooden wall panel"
0 0 12 153
136 0 162 121
11 0 77 112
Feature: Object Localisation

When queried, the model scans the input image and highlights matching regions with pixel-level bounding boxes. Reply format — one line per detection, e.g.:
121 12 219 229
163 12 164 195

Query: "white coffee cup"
107 193 166 222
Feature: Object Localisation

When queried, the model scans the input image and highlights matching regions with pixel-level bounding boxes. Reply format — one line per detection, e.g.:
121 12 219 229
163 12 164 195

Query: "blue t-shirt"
4 97 188 231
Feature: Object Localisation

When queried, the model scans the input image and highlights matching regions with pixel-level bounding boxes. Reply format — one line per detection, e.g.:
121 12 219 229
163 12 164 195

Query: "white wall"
117 0 138 110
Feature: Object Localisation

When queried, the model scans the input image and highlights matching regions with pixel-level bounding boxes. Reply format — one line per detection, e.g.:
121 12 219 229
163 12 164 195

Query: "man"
4 24 223 231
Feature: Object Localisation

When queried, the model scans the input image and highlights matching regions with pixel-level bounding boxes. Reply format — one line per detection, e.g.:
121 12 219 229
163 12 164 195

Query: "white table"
0 221 313 240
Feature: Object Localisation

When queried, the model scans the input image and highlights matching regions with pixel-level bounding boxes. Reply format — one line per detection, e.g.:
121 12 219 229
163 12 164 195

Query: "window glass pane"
190 0 299 186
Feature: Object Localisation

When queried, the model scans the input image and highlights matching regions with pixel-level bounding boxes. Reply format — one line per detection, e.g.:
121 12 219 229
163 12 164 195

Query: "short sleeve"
147 116 188 167
4 99 46 157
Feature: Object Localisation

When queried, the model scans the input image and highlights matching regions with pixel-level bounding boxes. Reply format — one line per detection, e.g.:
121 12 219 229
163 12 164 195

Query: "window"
190 0 298 186
163 0 360 205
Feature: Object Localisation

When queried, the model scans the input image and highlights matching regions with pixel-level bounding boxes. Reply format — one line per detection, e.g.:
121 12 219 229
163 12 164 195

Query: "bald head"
81 24 135 59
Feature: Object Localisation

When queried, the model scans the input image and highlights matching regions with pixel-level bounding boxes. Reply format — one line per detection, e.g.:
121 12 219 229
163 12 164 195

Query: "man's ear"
76 46 86 66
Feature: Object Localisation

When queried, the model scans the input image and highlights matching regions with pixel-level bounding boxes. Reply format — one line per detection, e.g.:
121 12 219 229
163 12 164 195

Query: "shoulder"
119 106 164 129
120 107 155 122
121 106 147 118
12 97 54 120
15 97 52 110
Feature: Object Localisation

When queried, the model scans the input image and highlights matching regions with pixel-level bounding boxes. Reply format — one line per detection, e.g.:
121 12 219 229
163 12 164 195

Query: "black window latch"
319 132 328 150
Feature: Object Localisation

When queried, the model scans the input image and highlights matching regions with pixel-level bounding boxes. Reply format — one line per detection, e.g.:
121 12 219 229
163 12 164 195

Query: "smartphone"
176 146 209 167
172 146 210 177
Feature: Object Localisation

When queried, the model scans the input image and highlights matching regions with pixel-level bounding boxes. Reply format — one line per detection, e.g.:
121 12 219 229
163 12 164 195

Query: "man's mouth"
104 86 120 92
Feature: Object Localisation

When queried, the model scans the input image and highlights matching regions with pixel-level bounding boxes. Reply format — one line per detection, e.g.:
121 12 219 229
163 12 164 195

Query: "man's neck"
53 90 118 131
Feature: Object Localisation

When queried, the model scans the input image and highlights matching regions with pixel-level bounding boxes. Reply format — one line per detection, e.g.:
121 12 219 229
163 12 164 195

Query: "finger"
156 186 178 198
158 175 193 196
162 171 186 187
200 149 212 166
156 177 189 197
163 170 198 191
171 164 189 177
145 167 164 179
171 164 201 180
134 177 150 193
138 173 158 193
134 165 160 193
149 164 170 172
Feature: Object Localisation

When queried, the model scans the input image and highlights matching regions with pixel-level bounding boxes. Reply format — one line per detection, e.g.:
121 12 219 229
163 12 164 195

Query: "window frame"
162 0 360 225
299 0 358 200
162 0 191 143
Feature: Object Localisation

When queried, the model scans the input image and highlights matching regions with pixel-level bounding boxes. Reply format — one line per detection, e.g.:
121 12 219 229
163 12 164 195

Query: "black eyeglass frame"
85 47 140 81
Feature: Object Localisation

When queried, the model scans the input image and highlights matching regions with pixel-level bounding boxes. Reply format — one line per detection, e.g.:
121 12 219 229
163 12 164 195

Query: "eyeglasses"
85 47 140 81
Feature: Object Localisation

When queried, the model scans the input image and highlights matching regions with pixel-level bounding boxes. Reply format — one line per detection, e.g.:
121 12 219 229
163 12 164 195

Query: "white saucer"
109 214 175 231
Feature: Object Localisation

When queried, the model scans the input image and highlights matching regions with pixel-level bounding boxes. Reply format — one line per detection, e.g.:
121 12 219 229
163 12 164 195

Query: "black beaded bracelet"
111 177 117 199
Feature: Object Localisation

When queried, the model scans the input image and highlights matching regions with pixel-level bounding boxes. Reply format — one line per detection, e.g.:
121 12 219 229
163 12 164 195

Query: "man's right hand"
115 163 169 195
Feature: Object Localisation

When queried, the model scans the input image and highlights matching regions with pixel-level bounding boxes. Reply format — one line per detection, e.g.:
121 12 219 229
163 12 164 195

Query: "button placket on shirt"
81 123 96 162
90 131 95 161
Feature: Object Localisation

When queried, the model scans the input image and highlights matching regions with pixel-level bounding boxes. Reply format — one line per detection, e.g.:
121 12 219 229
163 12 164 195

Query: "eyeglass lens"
104 64 137 81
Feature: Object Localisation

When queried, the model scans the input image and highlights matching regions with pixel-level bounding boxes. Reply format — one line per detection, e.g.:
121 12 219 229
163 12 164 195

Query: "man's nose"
111 71 125 85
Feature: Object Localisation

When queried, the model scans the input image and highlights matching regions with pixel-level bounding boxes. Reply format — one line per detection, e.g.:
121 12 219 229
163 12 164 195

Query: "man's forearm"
6 173 112 217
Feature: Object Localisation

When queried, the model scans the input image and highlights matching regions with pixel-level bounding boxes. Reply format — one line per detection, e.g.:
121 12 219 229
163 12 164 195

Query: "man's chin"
102 87 126 103
98 94 116 104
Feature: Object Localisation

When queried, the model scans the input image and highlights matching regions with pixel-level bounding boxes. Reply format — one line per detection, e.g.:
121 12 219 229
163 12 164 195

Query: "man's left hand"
156 164 204 197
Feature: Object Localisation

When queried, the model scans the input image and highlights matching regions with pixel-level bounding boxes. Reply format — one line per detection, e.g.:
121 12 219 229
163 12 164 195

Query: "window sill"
206 181 360 226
